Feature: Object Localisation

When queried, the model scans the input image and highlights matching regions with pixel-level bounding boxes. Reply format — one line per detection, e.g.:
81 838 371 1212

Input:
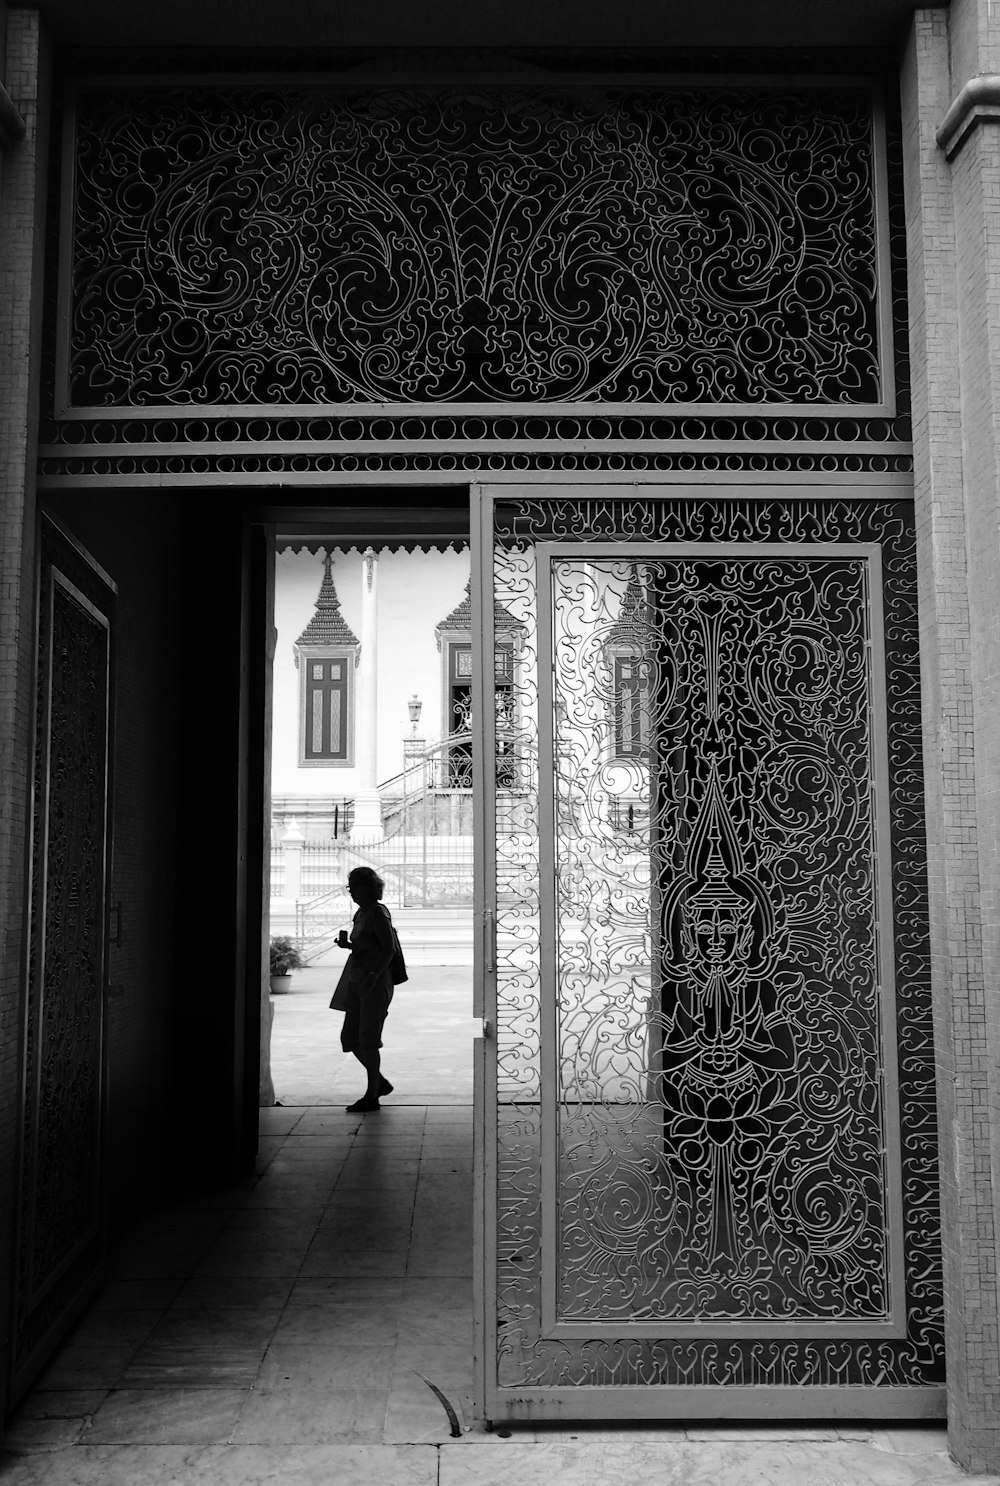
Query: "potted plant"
269 936 305 993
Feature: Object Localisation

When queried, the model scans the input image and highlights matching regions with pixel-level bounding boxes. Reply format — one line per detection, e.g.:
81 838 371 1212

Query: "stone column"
281 816 304 900
350 547 384 844
902 8 1000 1470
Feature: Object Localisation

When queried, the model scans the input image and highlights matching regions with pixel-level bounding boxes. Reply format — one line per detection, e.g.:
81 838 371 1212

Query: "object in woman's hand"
336 929 350 948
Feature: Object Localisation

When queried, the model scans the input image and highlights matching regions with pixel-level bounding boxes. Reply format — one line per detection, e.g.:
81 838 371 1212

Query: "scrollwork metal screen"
62 81 889 413
488 494 941 1400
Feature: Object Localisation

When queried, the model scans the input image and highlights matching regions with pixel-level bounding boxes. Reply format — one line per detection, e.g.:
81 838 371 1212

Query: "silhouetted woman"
333 866 395 1112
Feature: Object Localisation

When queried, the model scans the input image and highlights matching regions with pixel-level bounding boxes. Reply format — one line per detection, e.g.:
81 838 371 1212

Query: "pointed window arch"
294 555 360 766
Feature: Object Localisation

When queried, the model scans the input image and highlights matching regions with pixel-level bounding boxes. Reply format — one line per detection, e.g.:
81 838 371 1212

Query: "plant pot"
269 973 293 994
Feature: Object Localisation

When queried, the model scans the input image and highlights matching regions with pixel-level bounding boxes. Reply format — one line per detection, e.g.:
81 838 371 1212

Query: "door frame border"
469 473 942 1424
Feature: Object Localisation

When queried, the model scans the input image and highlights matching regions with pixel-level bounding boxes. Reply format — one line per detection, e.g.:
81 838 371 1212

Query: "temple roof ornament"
435 579 525 646
605 574 653 648
294 554 360 651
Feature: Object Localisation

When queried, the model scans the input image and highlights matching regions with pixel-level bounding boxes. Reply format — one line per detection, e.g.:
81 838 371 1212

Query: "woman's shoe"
346 1097 380 1113
378 1077 393 1097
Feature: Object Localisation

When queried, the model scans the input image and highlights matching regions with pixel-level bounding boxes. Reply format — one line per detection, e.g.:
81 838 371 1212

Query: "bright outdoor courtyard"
268 955 474 1108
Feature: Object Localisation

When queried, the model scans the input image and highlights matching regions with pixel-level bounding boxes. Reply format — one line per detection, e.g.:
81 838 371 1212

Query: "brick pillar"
903 8 1000 1472
0 6 48 1428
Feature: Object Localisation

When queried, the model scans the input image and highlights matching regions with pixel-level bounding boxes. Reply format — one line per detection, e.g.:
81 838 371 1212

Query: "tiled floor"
268 964 475 1105
2 1101 999 1485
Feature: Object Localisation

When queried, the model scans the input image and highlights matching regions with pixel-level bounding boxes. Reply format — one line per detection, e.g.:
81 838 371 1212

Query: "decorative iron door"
472 484 943 1422
11 516 115 1402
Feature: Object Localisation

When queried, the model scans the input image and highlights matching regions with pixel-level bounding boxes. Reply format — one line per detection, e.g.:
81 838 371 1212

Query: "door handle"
483 908 496 973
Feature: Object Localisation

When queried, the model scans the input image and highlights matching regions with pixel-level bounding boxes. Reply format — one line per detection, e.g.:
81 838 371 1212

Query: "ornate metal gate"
473 485 943 1421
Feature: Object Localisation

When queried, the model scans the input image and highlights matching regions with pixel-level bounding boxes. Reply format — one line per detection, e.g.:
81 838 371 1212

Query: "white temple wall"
271 545 471 802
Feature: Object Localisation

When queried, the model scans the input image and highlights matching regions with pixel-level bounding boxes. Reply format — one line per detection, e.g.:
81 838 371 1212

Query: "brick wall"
903 6 1000 1472
0 3 47 1426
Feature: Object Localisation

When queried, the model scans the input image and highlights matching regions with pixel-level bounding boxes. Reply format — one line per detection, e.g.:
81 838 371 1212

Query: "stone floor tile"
298 1245 409 1279
170 1277 295 1310
222 1207 327 1236
66 1310 163 1351
386 1345 474 1442
534 1425 689 1443
319 1193 413 1221
383 1365 463 1444
212 1443 440 1485
333 1170 420 1194
288 1275 407 1301
32 1346 136 1392
188 1251 305 1280
684 1426 843 1441
1 1416 90 1452
410 1204 471 1235
199 1232 313 1263
257 1107 306 1135
125 1212 232 1250
271 1300 400 1346
256 1148 350 1171
87 1280 183 1312
437 1439 992 1486
397 1278 473 1346
105 1250 208 1282
120 1343 266 1388
404 1250 472 1278
0 1443 436 1486
872 1427 953 1456
11 1389 109 1420
233 1342 393 1443
83 1388 247 1445
239 1179 339 1209
231 1387 385 1445
209 1443 439 1484
291 1112 365 1133
438 1441 590 1485
311 1217 412 1250
251 1341 394 1393
142 1307 284 1349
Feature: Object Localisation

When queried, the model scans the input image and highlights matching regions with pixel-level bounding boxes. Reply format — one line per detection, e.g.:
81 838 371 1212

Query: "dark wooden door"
11 515 116 1401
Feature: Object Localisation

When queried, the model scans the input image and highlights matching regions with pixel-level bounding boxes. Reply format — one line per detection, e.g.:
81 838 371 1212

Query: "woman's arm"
348 903 395 979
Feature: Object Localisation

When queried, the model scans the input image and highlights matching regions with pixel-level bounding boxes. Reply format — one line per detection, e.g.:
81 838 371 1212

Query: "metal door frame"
471 475 944 1425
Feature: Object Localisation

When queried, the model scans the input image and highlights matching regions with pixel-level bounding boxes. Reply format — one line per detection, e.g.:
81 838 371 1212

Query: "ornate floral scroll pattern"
69 84 883 409
491 497 941 1392
551 555 887 1323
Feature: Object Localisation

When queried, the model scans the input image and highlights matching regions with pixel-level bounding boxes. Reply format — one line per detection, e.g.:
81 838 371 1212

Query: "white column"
281 816 305 900
350 547 384 844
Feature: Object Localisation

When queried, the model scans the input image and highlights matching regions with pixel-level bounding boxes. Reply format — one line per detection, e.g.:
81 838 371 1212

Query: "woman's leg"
352 1048 380 1100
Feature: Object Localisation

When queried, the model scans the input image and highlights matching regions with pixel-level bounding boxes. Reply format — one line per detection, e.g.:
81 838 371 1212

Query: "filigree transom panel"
489 494 940 1397
64 82 889 412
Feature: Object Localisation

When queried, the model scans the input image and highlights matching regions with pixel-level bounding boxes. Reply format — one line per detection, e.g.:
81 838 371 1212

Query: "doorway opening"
261 501 476 1108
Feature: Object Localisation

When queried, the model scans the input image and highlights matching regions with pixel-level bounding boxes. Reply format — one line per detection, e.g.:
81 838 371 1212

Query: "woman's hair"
348 866 384 900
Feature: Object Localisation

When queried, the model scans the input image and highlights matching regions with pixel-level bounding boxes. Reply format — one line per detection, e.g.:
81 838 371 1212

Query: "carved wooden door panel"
473 484 944 1423
11 516 115 1400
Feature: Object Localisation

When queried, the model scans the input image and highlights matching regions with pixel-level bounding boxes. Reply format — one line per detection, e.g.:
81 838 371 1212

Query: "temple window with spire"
435 579 525 786
605 574 652 759
294 555 360 766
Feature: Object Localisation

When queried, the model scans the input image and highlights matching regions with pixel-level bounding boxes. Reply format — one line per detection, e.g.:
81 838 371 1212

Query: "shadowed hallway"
1 1101 998 1485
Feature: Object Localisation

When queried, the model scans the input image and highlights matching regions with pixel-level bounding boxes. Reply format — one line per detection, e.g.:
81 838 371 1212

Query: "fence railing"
270 735 540 952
